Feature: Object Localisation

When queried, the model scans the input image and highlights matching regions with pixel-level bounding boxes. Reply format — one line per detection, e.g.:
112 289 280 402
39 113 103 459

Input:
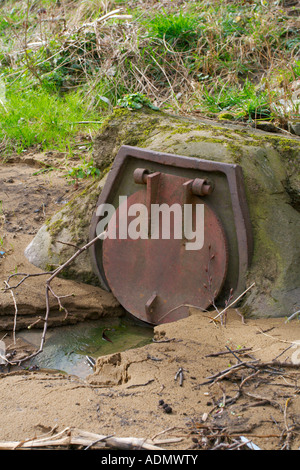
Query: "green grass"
143 10 204 51
0 85 102 154
201 80 272 120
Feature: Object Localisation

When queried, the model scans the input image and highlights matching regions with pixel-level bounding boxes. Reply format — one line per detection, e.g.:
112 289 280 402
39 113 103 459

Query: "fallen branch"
0 427 166 450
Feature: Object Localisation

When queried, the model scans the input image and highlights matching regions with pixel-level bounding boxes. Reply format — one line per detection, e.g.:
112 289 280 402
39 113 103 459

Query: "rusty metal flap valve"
90 146 253 325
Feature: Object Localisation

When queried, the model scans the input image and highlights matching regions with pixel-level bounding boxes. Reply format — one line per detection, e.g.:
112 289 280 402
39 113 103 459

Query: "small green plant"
201 80 272 121
117 93 159 110
144 10 203 51
67 159 100 184
32 167 55 176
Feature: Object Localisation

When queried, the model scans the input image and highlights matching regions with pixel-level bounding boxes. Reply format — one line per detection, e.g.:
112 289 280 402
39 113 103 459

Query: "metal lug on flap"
133 168 150 184
191 178 213 196
145 292 158 321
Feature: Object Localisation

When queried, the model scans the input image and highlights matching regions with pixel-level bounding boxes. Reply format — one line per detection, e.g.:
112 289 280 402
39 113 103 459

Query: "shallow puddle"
17 316 153 378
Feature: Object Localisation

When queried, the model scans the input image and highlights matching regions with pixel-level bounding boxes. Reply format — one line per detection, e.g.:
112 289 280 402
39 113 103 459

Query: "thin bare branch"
3 232 105 365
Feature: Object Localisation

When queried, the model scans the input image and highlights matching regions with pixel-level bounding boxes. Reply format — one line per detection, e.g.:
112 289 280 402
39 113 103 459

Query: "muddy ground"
0 154 299 451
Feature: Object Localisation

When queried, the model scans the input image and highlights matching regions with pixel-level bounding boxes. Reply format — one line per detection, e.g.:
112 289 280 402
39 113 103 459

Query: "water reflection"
17 316 153 379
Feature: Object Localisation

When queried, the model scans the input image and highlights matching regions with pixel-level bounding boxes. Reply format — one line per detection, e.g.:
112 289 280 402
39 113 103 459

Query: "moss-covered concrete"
25 176 108 285
25 108 300 318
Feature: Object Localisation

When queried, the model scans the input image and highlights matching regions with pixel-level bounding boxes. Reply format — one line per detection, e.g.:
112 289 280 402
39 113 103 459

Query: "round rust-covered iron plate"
102 177 228 325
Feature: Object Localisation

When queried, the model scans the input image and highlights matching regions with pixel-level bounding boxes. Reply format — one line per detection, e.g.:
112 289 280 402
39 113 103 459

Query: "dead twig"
212 282 256 322
201 360 261 386
152 337 177 343
3 271 56 291
203 245 222 321
285 309 300 323
175 367 184 386
205 347 252 358
199 358 300 388
56 240 81 250
0 427 165 450
156 304 207 323
273 344 294 361
242 391 282 411
280 398 295 450
126 379 155 389
3 281 18 345
256 328 297 344
67 9 132 37
3 232 105 365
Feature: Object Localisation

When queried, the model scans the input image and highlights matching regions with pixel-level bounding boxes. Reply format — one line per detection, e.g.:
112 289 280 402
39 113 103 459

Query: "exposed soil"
0 152 122 330
0 151 73 236
0 155 299 451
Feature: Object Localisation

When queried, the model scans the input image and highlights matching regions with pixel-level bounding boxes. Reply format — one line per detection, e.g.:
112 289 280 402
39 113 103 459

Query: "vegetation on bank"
0 0 299 160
